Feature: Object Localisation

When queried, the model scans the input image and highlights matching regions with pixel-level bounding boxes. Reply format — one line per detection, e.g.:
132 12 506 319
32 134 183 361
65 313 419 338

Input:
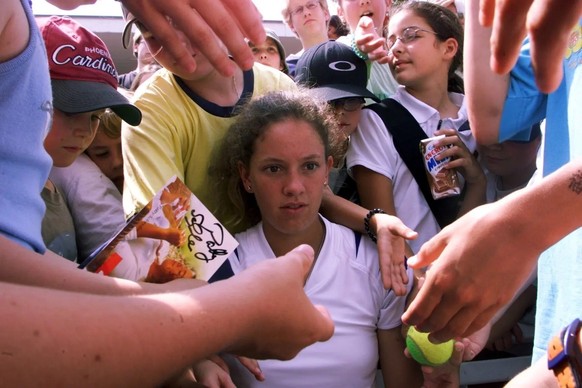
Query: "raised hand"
120 0 266 76
373 212 418 294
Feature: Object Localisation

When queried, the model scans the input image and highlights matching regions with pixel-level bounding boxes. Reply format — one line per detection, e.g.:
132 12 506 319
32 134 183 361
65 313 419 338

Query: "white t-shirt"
49 154 151 280
346 87 475 253
50 154 125 260
228 217 413 388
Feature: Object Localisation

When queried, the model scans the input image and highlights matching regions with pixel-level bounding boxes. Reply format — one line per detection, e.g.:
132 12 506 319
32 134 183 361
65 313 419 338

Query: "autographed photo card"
80 176 238 283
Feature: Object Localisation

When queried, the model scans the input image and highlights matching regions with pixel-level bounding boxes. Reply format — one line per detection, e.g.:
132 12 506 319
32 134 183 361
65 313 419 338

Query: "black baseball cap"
295 41 378 103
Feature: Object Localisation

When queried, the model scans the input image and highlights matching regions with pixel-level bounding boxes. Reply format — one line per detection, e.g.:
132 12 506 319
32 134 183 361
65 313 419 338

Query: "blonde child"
84 109 125 192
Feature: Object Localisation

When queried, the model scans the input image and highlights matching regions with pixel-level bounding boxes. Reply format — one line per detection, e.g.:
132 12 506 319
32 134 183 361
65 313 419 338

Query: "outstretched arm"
321 187 417 294
0 245 334 386
0 235 203 294
46 0 265 77
464 0 509 145
119 0 266 76
403 158 582 342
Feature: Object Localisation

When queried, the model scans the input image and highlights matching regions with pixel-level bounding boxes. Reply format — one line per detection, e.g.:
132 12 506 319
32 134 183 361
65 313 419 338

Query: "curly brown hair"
209 89 341 229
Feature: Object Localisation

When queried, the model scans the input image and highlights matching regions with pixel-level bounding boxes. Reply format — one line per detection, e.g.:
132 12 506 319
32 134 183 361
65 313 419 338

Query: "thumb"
286 244 315 282
407 237 445 268
406 254 433 269
393 222 419 241
314 304 334 341
356 15 376 35
406 252 436 269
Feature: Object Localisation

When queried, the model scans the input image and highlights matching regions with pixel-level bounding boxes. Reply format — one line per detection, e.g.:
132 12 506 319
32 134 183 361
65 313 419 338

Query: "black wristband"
364 208 386 243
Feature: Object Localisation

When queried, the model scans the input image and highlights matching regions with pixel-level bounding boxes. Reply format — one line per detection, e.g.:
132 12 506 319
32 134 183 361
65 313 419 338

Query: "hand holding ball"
406 326 454 366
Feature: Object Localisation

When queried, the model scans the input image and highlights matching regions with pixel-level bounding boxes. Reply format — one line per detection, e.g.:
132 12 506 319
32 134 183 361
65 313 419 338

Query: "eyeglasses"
289 0 320 17
123 18 153 49
330 98 365 112
386 27 439 50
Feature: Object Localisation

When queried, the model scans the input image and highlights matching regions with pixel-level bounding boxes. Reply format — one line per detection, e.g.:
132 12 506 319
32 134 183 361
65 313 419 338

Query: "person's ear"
325 155 333 180
442 37 458 60
237 161 253 193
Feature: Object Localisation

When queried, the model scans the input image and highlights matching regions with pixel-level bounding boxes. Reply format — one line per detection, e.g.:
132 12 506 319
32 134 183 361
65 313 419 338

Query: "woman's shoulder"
231 223 270 270
323 218 380 270
234 222 263 244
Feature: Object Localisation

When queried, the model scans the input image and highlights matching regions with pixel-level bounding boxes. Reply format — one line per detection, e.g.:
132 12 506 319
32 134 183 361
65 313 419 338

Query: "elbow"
473 129 499 146
468 107 503 146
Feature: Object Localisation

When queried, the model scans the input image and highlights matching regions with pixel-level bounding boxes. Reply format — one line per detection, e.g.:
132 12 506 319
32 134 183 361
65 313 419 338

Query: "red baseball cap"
40 16 141 125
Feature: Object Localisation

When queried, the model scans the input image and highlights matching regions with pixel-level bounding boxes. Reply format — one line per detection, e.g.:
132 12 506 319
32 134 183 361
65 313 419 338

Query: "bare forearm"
464 0 509 145
495 158 582 254
0 281 256 386
0 246 334 386
378 328 423 387
0 236 199 295
321 187 367 233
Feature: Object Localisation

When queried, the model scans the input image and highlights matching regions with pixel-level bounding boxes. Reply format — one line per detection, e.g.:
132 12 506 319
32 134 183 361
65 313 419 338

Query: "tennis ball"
406 326 454 366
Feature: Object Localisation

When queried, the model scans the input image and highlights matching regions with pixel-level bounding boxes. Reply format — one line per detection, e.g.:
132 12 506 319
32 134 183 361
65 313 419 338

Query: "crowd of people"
1 0 580 385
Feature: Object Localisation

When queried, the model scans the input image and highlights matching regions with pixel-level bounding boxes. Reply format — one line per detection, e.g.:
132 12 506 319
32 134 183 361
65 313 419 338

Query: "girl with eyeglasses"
347 1 486 256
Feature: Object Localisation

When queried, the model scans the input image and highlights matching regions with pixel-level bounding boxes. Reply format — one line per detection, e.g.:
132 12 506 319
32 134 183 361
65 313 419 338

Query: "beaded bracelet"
350 34 369 61
364 208 386 243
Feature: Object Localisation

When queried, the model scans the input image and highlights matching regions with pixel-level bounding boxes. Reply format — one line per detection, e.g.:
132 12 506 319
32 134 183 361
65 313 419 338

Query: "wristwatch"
548 318 582 388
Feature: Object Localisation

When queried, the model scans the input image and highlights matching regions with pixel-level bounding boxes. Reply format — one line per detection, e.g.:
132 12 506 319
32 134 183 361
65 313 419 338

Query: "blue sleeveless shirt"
0 0 53 252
